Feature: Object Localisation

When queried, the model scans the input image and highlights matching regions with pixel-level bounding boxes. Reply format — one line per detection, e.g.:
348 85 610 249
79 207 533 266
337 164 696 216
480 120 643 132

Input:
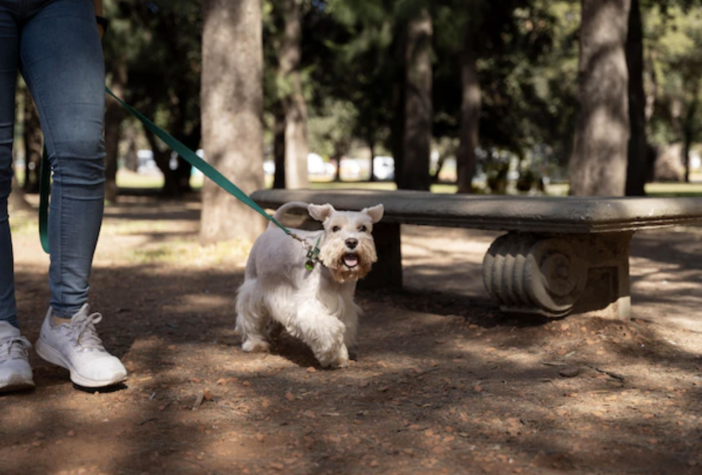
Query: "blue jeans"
0 0 105 326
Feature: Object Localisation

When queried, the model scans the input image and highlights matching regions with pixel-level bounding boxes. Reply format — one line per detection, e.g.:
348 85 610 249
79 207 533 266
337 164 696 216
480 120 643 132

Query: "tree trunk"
455 26 481 194
368 140 376 182
568 0 631 196
23 89 42 193
145 131 177 195
171 89 199 196
625 0 646 196
200 0 266 244
390 79 405 186
104 61 128 203
122 123 139 172
273 99 286 189
682 94 698 184
398 8 433 191
682 133 692 184
645 50 657 121
280 0 309 189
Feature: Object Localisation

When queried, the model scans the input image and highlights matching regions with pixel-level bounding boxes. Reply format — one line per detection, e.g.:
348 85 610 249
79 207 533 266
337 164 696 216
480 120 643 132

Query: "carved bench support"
482 232 633 320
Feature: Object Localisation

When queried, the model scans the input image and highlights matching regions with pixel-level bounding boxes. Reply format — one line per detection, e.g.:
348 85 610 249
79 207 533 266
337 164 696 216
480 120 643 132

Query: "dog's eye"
332 226 340 233
358 225 367 233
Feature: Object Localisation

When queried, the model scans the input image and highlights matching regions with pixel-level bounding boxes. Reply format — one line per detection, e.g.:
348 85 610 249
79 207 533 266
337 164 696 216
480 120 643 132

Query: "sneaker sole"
0 375 35 394
35 338 126 388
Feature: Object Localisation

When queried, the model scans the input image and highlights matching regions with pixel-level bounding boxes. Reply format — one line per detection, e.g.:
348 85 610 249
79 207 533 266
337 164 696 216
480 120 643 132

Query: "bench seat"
251 189 702 320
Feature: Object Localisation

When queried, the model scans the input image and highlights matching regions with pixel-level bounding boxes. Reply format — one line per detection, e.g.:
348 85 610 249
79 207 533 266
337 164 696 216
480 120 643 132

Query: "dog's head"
308 203 384 283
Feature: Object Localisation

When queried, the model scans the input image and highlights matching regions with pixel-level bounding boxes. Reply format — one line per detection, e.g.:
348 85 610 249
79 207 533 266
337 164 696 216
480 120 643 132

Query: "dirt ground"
2 194 702 475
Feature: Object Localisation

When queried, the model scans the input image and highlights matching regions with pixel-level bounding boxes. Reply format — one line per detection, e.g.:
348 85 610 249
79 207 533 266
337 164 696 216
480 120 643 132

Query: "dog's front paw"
318 344 350 369
242 338 270 353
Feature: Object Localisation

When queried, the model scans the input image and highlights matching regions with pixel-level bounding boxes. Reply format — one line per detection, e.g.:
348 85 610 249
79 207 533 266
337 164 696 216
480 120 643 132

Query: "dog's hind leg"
235 280 271 353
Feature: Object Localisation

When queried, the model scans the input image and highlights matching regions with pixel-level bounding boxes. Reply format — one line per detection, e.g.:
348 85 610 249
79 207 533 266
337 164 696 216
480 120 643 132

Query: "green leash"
38 146 50 253
38 87 320 267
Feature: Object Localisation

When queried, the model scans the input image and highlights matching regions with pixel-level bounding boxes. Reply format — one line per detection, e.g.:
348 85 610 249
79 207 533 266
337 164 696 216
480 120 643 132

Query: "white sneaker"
0 321 35 393
35 304 127 388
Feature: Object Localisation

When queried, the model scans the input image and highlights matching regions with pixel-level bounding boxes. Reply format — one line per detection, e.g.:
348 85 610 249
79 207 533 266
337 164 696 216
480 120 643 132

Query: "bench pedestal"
358 222 403 290
483 232 632 320
361 225 633 320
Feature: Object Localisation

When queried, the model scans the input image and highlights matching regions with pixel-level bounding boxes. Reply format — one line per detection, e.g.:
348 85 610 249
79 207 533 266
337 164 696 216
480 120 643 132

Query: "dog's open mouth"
342 253 359 269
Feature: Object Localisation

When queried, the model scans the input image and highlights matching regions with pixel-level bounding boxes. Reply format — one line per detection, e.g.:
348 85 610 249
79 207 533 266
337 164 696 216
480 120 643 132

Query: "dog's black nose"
345 238 358 249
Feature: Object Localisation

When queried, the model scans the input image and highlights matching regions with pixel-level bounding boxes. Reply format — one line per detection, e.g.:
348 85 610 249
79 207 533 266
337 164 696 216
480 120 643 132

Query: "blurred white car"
263 161 275 176
308 153 336 180
373 156 394 180
260 154 336 180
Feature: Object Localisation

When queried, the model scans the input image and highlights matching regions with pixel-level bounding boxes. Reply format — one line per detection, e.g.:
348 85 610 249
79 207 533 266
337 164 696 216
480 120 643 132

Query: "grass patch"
100 220 178 236
645 182 702 197
127 238 252 266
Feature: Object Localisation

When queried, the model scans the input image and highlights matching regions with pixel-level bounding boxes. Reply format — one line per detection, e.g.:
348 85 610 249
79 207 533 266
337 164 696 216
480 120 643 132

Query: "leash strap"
38 146 51 253
38 87 295 253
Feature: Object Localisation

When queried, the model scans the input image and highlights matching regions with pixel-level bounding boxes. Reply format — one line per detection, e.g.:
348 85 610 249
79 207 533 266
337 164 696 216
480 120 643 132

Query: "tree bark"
456 26 481 194
200 0 266 244
390 78 405 186
625 0 646 196
144 131 176 194
682 92 698 183
368 140 376 182
279 0 309 189
104 60 128 202
398 8 433 191
273 99 286 189
122 123 139 172
568 0 631 196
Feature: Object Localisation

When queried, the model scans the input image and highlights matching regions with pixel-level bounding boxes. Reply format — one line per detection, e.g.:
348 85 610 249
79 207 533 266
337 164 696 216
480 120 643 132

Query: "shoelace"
68 312 106 351
0 335 31 360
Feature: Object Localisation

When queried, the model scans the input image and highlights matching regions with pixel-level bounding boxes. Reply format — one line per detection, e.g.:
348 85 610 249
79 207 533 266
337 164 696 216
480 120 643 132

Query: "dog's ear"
308 203 335 222
362 204 384 224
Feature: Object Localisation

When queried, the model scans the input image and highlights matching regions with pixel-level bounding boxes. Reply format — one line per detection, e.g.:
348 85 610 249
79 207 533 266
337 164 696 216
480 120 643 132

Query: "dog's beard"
319 238 377 283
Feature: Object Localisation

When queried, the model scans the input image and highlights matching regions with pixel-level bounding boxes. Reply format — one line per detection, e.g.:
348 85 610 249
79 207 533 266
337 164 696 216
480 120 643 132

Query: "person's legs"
0 1 19 329
21 0 126 387
0 1 34 393
20 0 106 317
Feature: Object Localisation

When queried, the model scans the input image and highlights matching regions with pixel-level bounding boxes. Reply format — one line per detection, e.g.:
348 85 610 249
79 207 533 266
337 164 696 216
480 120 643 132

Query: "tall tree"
104 58 127 202
279 0 309 189
272 100 287 188
111 0 202 197
200 0 266 244
455 12 481 194
398 6 433 191
569 0 632 196
625 0 647 195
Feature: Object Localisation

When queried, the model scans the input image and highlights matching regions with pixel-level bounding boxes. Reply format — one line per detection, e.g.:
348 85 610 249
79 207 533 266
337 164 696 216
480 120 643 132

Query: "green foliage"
101 0 702 193
307 99 358 159
646 4 702 146
102 0 202 195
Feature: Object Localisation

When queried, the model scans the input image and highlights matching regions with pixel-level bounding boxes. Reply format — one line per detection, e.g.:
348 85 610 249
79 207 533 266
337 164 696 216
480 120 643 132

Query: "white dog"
235 201 384 368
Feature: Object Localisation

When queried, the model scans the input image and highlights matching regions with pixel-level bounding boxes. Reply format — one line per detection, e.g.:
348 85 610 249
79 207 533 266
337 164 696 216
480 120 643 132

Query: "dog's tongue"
343 254 359 268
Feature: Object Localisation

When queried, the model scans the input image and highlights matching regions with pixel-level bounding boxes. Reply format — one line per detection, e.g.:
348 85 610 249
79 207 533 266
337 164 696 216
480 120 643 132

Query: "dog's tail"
269 201 310 229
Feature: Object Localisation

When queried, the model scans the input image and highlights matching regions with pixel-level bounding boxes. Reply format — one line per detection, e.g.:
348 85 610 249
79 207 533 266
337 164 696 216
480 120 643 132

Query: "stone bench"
251 189 702 320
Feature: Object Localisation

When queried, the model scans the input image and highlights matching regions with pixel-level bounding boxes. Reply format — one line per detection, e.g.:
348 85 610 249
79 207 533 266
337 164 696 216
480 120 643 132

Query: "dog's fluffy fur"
235 201 383 368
